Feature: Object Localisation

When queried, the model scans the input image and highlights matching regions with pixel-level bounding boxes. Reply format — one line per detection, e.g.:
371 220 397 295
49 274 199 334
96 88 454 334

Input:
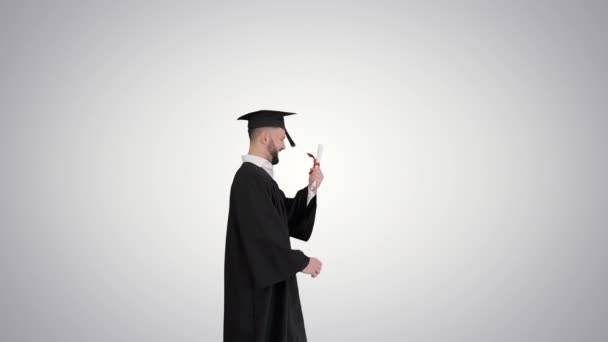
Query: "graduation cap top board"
237 110 297 147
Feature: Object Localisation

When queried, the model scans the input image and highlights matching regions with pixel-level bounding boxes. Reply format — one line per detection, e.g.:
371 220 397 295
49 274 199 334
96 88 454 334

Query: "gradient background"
1 1 607 341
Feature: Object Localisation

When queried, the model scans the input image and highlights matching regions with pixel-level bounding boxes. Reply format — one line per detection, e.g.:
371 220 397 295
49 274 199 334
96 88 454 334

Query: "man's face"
267 128 286 165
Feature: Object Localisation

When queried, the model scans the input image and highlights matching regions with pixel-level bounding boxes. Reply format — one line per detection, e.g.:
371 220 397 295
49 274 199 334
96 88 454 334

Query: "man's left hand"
308 166 324 192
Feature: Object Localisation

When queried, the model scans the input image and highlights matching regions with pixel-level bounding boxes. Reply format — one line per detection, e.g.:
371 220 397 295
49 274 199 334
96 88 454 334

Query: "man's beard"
268 141 279 165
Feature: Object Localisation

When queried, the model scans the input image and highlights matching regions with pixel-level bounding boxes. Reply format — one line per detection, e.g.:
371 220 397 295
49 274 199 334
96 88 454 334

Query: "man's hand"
308 166 324 192
302 257 323 278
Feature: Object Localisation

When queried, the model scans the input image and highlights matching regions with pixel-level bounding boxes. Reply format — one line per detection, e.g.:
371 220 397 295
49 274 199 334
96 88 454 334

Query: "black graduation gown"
224 162 317 342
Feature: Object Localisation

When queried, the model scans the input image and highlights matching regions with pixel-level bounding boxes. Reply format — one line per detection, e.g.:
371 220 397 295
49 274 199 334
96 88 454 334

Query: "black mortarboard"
237 110 297 147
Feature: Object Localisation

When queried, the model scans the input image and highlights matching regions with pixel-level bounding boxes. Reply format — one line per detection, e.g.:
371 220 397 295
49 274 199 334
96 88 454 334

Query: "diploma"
316 144 323 163
310 144 323 192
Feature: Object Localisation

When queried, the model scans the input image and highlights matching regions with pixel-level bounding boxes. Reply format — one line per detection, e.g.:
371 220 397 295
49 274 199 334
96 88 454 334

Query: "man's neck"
248 148 271 163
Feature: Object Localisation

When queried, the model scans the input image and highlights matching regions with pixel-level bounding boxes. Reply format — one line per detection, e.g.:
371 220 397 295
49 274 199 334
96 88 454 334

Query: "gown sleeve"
232 176 310 289
284 186 317 242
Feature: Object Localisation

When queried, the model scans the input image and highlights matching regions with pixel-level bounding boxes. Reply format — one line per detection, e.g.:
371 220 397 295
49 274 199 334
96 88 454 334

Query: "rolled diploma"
311 144 323 191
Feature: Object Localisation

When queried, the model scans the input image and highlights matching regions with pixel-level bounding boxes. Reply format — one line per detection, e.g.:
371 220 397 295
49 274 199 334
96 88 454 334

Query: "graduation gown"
224 162 317 342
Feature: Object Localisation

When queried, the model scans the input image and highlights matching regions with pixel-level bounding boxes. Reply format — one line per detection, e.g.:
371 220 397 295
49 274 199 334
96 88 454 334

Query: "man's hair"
248 127 267 141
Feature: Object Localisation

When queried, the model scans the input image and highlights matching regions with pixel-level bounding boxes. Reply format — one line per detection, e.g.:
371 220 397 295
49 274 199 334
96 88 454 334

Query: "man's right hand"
302 257 323 278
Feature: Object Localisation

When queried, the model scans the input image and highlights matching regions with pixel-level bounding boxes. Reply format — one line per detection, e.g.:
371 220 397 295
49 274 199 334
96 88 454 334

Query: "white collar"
242 154 274 179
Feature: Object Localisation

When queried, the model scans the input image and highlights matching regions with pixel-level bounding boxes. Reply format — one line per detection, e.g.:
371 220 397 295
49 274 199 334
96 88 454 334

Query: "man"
223 110 324 342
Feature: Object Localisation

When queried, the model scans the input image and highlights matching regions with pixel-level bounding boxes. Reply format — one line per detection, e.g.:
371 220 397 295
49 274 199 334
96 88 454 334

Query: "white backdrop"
1 1 607 341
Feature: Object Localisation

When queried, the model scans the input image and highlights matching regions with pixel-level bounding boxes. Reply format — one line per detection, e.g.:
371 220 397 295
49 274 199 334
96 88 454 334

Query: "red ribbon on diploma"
307 152 320 174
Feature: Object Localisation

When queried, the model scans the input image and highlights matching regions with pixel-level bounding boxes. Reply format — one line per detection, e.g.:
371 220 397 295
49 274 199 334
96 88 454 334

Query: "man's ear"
260 128 270 145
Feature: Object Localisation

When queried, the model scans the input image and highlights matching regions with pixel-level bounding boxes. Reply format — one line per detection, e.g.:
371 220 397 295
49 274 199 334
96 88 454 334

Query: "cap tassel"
285 130 296 147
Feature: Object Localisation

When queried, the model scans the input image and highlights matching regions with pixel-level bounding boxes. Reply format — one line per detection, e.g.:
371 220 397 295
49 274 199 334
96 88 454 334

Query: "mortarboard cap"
237 110 297 147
